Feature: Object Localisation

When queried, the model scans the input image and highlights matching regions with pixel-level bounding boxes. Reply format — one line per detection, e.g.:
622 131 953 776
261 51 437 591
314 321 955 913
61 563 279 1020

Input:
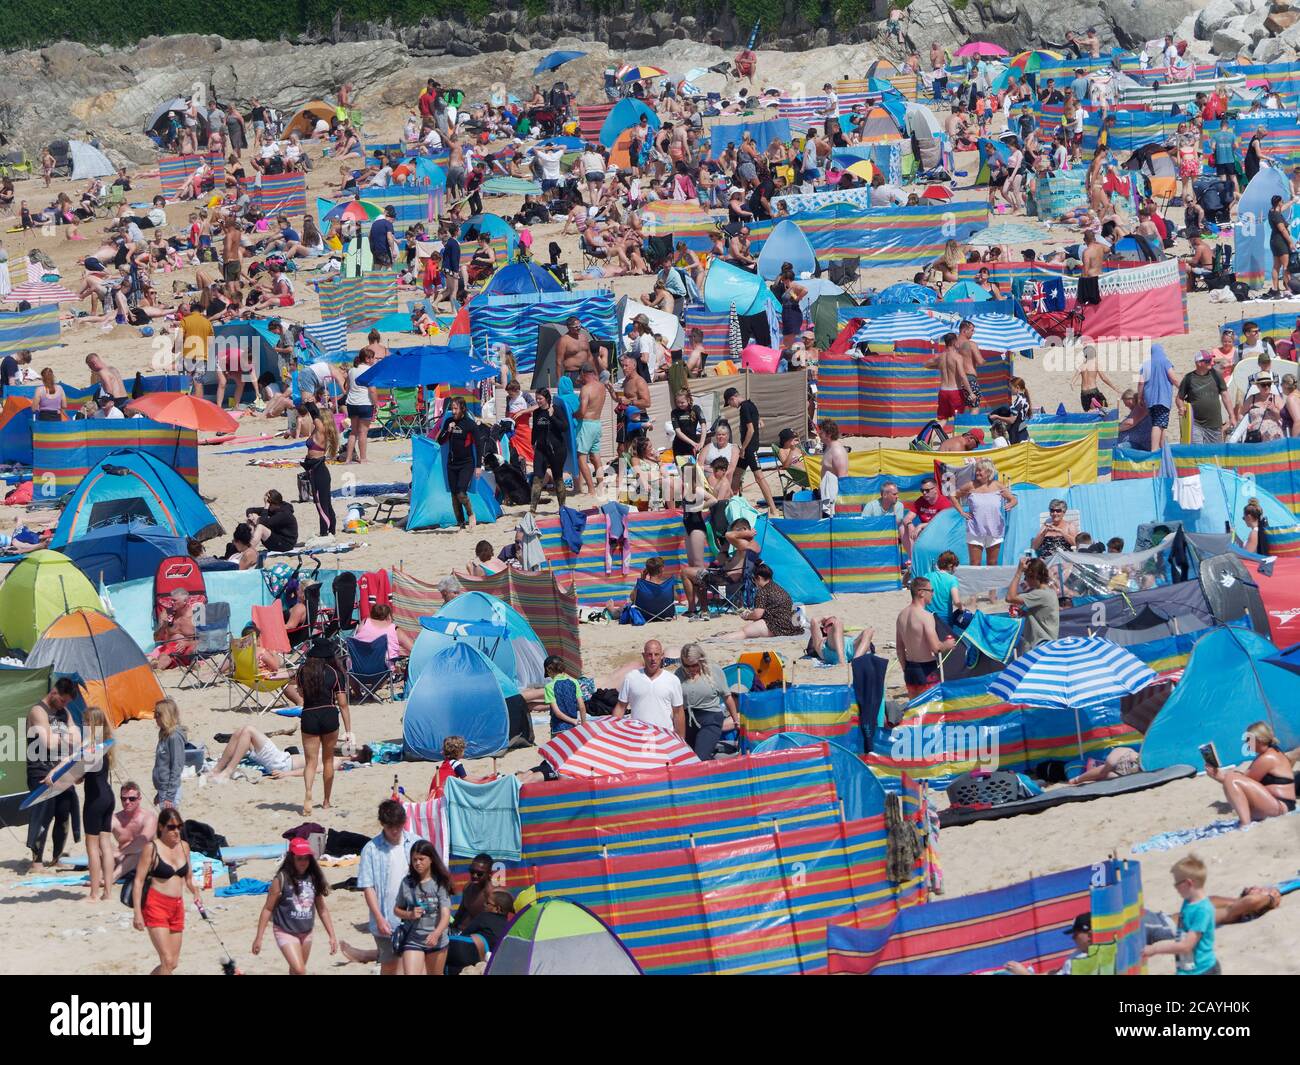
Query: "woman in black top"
437 396 479 529
79 706 117 902
248 489 299 552
771 262 808 348
529 387 569 512
292 641 352 816
669 388 705 462
1268 194 1295 297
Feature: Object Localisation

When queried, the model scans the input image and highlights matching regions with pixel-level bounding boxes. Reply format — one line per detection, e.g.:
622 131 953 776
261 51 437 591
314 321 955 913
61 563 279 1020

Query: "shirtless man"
221 213 243 285
895 578 957 698
954 319 985 410
1078 229 1105 307
1071 343 1120 411
681 517 760 618
614 351 651 460
816 418 849 515
86 353 127 410
150 589 197 671
556 316 607 380
575 364 607 497
111 780 157 882
926 333 973 426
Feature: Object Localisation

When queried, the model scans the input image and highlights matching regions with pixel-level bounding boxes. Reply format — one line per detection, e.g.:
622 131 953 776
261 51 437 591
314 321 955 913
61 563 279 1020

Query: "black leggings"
303 458 335 535
448 461 476 526
531 450 566 508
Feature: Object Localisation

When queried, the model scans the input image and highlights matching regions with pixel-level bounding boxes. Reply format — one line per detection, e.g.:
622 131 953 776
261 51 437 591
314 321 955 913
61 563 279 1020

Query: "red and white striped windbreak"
539 718 698 779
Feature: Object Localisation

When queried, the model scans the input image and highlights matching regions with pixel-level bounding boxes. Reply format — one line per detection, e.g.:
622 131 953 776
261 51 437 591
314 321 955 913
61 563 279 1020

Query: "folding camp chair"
372 492 411 524
699 552 757 616
629 575 678 621
346 634 394 702
827 257 862 296
250 602 304 669
579 233 606 271
767 444 809 498
227 635 292 712
178 601 231 689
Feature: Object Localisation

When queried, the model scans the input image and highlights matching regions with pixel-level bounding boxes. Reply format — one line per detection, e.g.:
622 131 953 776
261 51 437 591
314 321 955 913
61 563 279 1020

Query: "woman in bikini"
1206 720 1296 826
132 809 204 975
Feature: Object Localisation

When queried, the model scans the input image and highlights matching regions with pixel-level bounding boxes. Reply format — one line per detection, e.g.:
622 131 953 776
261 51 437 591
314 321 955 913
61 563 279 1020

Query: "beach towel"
601 501 631 575
1129 816 1291 853
214 879 271 897
959 611 1023 667
559 506 588 555
402 797 450 863
851 653 889 750
516 513 545 572
444 775 522 862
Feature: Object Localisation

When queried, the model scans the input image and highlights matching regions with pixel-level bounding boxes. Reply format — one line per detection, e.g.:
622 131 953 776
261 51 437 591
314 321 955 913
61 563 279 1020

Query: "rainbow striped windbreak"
159 153 224 197
536 507 687 606
1111 438 1300 514
315 272 399 328
246 172 307 216
774 514 902 594
519 745 844 867
33 419 198 493
956 409 1117 477
0 304 60 356
828 858 1143 974
737 683 862 753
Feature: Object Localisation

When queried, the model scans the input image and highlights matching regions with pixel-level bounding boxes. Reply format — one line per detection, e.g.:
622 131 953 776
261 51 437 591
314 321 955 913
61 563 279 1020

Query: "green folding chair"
375 387 423 438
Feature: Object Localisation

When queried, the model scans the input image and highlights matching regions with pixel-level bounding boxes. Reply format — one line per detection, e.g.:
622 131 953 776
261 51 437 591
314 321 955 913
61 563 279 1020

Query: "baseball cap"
966 427 985 445
288 838 313 857
1195 349 1214 363
1065 913 1092 936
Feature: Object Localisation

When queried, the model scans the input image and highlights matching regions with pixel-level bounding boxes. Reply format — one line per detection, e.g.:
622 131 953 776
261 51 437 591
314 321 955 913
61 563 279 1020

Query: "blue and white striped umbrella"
852 311 949 345
964 313 1043 350
988 636 1158 709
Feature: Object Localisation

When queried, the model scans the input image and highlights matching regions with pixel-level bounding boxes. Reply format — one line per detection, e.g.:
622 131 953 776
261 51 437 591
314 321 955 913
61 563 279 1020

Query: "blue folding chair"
630 576 678 622
345 635 393 702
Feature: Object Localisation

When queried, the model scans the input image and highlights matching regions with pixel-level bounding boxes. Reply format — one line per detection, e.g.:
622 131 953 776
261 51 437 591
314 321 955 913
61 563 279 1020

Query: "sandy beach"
0 58 1297 976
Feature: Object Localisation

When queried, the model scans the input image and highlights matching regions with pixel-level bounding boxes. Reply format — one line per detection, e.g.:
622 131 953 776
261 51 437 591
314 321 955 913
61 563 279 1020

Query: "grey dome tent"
69 140 115 181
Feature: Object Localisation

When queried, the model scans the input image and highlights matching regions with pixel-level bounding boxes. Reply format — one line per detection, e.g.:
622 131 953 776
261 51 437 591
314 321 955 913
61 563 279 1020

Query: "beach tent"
460 214 519 262
855 106 905 142
403 640 529 759
285 101 336 140
413 589 547 687
598 98 660 149
751 732 886 821
942 280 993 302
615 295 684 350
144 98 208 140
754 516 832 604
60 522 189 587
49 449 222 548
755 219 817 281
1140 626 1300 770
407 435 502 531
0 551 102 654
702 257 779 315
69 140 115 181
481 262 565 297
25 609 164 728
0 665 55 822
486 898 643 975
812 292 858 349
0 396 34 465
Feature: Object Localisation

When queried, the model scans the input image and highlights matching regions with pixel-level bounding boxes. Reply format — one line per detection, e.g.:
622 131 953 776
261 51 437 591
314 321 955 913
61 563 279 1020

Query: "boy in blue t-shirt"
1143 854 1219 975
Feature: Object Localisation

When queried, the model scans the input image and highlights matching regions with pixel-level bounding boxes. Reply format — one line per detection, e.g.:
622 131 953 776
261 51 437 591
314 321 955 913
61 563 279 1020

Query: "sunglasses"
161 822 182 831
1050 509 1065 515
121 795 140 803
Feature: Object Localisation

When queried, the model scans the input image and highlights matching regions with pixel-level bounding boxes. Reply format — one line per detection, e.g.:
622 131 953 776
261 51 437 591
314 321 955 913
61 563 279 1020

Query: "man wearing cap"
937 427 984 452
92 393 125 420
1177 352 1233 444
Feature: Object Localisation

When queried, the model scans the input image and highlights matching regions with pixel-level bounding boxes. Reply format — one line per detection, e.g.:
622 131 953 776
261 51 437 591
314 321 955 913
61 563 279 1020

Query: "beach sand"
0 91 1296 976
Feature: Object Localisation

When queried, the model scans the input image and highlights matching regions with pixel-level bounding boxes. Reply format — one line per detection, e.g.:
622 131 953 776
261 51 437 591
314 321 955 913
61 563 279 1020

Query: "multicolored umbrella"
1008 49 1064 73
619 64 668 83
727 301 743 361
955 41 1008 58
844 159 876 182
322 199 381 222
962 313 1044 350
537 717 698 779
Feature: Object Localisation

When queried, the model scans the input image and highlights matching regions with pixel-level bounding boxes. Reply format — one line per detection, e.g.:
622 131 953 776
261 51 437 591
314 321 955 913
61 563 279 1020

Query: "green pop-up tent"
485 899 643 975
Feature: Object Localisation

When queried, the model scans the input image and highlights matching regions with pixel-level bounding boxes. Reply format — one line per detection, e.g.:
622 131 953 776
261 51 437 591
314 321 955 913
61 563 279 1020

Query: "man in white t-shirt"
821 83 840 137
614 640 685 738
534 145 564 190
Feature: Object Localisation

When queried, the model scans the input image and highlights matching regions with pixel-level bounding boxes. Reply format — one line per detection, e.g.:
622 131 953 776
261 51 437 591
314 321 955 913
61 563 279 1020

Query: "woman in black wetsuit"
529 387 569 512
771 261 808 349
437 396 480 529
80 707 117 903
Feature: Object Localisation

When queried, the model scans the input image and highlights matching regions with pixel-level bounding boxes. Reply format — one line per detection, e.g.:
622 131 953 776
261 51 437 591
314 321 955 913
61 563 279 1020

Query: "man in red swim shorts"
927 331 974 425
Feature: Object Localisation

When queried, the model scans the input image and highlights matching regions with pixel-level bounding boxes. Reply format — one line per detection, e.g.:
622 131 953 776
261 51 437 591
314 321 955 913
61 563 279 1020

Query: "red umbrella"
127 392 239 433
920 185 954 202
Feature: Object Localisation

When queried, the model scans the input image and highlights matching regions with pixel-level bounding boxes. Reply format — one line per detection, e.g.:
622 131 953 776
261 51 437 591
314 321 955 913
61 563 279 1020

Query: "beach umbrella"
1008 49 1063 73
534 50 586 75
844 159 876 182
619 65 668 83
966 222 1045 247
7 280 77 304
955 41 1008 57
537 717 698 779
920 184 953 202
874 282 939 305
964 313 1044 350
356 346 497 388
126 392 238 434
989 637 1158 710
322 199 381 222
852 311 948 345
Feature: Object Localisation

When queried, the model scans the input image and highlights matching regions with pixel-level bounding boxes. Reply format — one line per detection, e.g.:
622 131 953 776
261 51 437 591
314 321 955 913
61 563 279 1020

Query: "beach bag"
946 770 1036 808
620 604 647 626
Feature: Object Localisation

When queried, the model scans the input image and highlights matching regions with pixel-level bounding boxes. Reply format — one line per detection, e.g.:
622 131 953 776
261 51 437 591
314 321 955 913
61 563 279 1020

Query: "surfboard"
19 740 114 810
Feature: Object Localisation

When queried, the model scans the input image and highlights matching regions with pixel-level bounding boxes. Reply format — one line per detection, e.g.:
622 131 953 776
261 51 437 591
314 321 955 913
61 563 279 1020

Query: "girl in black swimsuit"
1206 720 1297 823
292 640 352 817
80 707 117 902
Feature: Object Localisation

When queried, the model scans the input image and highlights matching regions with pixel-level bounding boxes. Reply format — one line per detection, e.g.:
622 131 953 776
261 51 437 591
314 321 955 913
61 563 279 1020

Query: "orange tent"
25 609 164 727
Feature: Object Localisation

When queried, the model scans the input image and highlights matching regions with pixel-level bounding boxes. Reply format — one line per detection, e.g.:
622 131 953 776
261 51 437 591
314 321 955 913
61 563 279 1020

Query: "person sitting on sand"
209 725 371 782
1205 720 1296 825
717 562 802 640
111 780 157 883
1005 913 1095 974
459 539 507 579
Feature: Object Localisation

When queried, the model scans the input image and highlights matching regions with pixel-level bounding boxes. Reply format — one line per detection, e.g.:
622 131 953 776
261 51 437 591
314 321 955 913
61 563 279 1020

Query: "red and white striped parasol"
538 717 699 779
6 281 79 305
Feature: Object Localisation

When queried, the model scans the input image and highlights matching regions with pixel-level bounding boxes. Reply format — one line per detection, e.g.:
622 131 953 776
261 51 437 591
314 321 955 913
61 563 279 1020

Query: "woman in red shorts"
131 810 204 975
